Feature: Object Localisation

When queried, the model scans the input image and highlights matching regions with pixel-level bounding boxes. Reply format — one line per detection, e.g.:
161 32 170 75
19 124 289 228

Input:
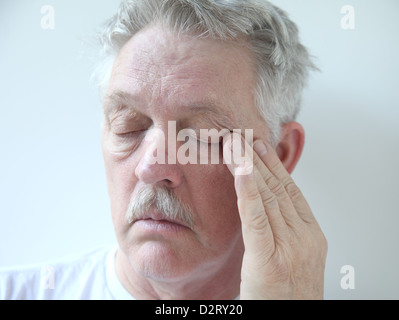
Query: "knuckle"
258 184 277 204
304 231 328 261
267 176 285 195
235 178 260 202
285 181 302 199
247 211 270 232
245 186 261 201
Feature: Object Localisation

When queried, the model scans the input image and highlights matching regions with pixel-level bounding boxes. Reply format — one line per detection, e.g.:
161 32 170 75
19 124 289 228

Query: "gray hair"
94 0 317 145
126 185 195 229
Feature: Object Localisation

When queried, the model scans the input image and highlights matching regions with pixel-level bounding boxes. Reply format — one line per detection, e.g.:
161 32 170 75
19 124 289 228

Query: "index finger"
222 134 276 259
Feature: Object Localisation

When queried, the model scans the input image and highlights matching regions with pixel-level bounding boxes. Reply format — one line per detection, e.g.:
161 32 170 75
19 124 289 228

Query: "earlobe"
276 122 305 174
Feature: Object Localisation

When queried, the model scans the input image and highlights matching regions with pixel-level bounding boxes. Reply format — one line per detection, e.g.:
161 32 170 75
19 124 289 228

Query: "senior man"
0 0 327 300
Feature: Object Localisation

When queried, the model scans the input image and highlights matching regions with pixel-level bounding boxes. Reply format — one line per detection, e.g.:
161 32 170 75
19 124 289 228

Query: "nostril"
135 158 184 188
163 178 176 188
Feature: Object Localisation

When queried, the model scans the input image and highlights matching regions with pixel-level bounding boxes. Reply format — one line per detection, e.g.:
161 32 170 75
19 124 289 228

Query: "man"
0 0 327 300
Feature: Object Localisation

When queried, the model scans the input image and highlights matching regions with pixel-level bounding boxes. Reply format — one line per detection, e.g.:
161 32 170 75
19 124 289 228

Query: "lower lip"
134 219 189 234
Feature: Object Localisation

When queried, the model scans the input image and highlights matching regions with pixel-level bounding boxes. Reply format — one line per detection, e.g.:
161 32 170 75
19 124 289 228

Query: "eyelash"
112 129 227 148
113 130 145 140
196 138 223 145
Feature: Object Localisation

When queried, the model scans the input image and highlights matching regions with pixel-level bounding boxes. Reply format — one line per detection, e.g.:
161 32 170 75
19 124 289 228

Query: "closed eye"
195 129 232 145
112 129 147 141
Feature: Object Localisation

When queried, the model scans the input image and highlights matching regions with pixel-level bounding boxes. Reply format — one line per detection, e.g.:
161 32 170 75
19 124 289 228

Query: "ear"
275 122 305 174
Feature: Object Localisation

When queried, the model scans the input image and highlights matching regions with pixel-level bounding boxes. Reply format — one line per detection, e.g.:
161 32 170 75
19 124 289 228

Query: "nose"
135 127 184 189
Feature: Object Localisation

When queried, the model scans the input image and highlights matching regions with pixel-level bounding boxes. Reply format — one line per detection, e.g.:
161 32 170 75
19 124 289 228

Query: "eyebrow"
103 91 143 116
103 91 239 129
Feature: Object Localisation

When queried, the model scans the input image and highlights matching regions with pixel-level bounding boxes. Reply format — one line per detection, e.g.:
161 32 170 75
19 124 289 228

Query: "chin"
130 241 200 282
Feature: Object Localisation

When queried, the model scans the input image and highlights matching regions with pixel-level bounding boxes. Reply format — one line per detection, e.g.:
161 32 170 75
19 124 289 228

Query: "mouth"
133 219 190 235
132 211 191 234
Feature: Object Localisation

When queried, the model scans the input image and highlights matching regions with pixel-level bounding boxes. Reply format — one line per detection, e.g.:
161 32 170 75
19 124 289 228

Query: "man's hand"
223 135 328 300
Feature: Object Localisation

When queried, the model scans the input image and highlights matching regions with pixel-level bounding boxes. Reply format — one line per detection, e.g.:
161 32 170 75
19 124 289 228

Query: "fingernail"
253 140 267 157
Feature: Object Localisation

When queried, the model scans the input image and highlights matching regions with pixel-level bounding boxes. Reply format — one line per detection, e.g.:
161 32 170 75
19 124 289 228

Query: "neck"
115 247 242 300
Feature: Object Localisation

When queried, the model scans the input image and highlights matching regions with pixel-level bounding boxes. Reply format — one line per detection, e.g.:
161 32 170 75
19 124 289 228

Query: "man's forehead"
112 24 255 89
120 24 248 64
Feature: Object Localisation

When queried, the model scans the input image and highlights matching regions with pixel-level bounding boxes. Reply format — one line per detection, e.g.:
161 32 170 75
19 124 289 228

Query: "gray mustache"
126 186 195 229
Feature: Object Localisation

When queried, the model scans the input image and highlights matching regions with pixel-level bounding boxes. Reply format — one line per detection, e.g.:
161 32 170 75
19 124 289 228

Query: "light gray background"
0 0 398 299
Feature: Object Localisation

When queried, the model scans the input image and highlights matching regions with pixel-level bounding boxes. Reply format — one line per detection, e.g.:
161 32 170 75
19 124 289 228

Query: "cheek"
186 164 241 245
102 143 139 233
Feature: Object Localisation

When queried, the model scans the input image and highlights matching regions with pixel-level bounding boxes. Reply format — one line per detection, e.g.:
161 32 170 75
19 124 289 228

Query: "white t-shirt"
0 246 135 300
